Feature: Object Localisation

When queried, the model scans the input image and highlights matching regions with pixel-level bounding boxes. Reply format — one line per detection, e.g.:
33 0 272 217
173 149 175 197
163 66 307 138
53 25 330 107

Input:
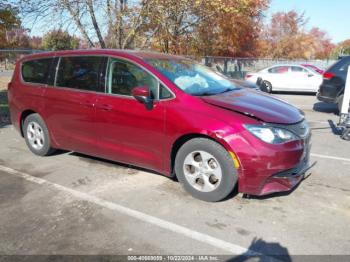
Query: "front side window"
146 58 238 96
21 58 54 84
106 58 158 98
55 56 104 92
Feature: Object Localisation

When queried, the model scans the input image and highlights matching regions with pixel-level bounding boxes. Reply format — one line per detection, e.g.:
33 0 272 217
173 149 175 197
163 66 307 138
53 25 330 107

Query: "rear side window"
21 58 54 84
55 56 104 92
338 58 350 72
328 57 350 73
291 66 308 73
268 66 289 74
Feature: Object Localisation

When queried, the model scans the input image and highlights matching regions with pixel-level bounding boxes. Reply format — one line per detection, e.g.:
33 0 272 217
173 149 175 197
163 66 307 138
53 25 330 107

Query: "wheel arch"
19 109 37 137
170 133 237 176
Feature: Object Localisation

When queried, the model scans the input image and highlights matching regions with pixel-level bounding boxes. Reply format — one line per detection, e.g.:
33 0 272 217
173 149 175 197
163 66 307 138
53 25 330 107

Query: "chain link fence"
202 56 337 79
0 49 45 71
0 49 338 78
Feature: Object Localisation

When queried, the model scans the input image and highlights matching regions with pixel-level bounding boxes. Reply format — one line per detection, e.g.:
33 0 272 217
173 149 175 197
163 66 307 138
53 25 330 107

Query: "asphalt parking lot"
0 91 349 259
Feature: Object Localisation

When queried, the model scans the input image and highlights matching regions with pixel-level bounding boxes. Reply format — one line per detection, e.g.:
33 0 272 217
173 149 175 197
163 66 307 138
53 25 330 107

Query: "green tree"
331 40 350 59
42 30 79 50
0 3 21 48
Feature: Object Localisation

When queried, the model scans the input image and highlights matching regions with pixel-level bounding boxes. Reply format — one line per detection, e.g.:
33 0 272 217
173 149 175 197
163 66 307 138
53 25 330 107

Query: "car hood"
230 79 259 90
201 89 304 124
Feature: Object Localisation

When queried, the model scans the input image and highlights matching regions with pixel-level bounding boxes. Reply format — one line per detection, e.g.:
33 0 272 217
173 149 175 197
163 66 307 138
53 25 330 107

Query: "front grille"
272 119 310 139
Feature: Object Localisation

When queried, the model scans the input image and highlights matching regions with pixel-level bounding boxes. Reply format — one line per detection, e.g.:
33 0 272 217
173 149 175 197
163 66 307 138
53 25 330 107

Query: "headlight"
245 125 298 144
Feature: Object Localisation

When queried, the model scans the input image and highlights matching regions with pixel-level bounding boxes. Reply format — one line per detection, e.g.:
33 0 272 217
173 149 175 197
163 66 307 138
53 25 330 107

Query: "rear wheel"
23 113 56 156
174 138 238 202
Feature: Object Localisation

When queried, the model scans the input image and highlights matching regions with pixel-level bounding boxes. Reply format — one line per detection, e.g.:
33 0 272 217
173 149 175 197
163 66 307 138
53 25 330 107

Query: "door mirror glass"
308 73 314 77
132 86 153 109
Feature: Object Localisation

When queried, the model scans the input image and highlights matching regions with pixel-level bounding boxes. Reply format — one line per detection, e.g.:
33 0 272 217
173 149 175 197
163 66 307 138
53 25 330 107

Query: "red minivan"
8 49 312 201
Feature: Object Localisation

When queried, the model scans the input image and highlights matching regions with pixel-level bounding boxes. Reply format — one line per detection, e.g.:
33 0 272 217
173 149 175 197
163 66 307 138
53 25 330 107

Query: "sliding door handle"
96 104 113 111
79 101 95 108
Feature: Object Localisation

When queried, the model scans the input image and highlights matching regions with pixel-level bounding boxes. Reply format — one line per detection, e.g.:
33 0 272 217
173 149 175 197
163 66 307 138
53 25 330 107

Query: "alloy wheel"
183 150 222 192
26 121 45 150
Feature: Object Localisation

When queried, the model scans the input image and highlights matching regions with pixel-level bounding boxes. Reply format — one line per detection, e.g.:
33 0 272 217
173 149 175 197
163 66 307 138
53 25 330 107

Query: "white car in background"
245 64 323 93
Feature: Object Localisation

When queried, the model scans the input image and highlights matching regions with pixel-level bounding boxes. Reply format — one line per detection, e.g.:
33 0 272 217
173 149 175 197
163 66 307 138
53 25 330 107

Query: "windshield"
146 58 239 96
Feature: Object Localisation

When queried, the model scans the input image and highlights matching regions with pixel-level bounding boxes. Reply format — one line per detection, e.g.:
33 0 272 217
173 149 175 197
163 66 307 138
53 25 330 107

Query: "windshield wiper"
192 91 216 96
217 88 235 94
193 88 236 96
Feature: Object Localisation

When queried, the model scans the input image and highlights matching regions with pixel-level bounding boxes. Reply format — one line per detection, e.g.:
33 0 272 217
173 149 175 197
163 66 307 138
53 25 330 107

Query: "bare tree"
86 0 105 47
13 0 152 49
60 0 95 47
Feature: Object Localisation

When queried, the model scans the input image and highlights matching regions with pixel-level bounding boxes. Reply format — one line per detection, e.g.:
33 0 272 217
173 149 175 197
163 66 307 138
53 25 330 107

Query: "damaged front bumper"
259 159 316 196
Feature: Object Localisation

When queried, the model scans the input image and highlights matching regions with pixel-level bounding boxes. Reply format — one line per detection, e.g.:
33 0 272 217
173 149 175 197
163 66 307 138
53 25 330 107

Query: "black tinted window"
338 57 350 72
328 57 350 74
159 84 173 99
107 58 158 97
56 56 104 92
22 58 54 84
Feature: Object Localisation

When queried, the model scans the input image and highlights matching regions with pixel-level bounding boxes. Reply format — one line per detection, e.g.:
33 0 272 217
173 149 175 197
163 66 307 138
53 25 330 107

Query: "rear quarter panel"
8 58 50 142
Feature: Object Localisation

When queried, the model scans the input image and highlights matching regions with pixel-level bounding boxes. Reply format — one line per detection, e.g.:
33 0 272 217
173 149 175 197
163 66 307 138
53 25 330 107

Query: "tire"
337 95 350 113
23 113 56 156
341 129 350 141
174 138 238 202
262 80 272 93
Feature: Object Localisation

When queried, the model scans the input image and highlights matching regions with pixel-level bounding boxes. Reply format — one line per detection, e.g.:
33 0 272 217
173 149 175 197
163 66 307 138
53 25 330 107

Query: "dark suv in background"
317 56 350 111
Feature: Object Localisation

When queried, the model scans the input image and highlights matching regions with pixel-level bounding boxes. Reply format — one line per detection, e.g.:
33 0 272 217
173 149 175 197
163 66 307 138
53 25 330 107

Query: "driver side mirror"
308 73 314 77
132 86 153 110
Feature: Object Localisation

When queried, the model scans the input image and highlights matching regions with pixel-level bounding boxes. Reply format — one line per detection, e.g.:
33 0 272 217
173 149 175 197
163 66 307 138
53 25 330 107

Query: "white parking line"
294 105 313 108
308 121 330 124
0 164 261 257
311 153 350 162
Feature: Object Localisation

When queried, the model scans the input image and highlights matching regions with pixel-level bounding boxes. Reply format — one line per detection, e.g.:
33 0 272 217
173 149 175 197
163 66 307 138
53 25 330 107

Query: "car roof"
19 49 184 62
260 64 308 72
268 64 306 67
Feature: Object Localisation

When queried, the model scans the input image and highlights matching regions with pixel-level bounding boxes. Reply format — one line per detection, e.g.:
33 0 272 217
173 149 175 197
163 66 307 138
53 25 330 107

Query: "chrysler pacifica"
8 50 312 201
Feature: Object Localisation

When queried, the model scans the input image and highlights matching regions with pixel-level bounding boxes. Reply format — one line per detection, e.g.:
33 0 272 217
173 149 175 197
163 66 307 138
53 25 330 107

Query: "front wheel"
23 113 56 156
174 138 238 202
